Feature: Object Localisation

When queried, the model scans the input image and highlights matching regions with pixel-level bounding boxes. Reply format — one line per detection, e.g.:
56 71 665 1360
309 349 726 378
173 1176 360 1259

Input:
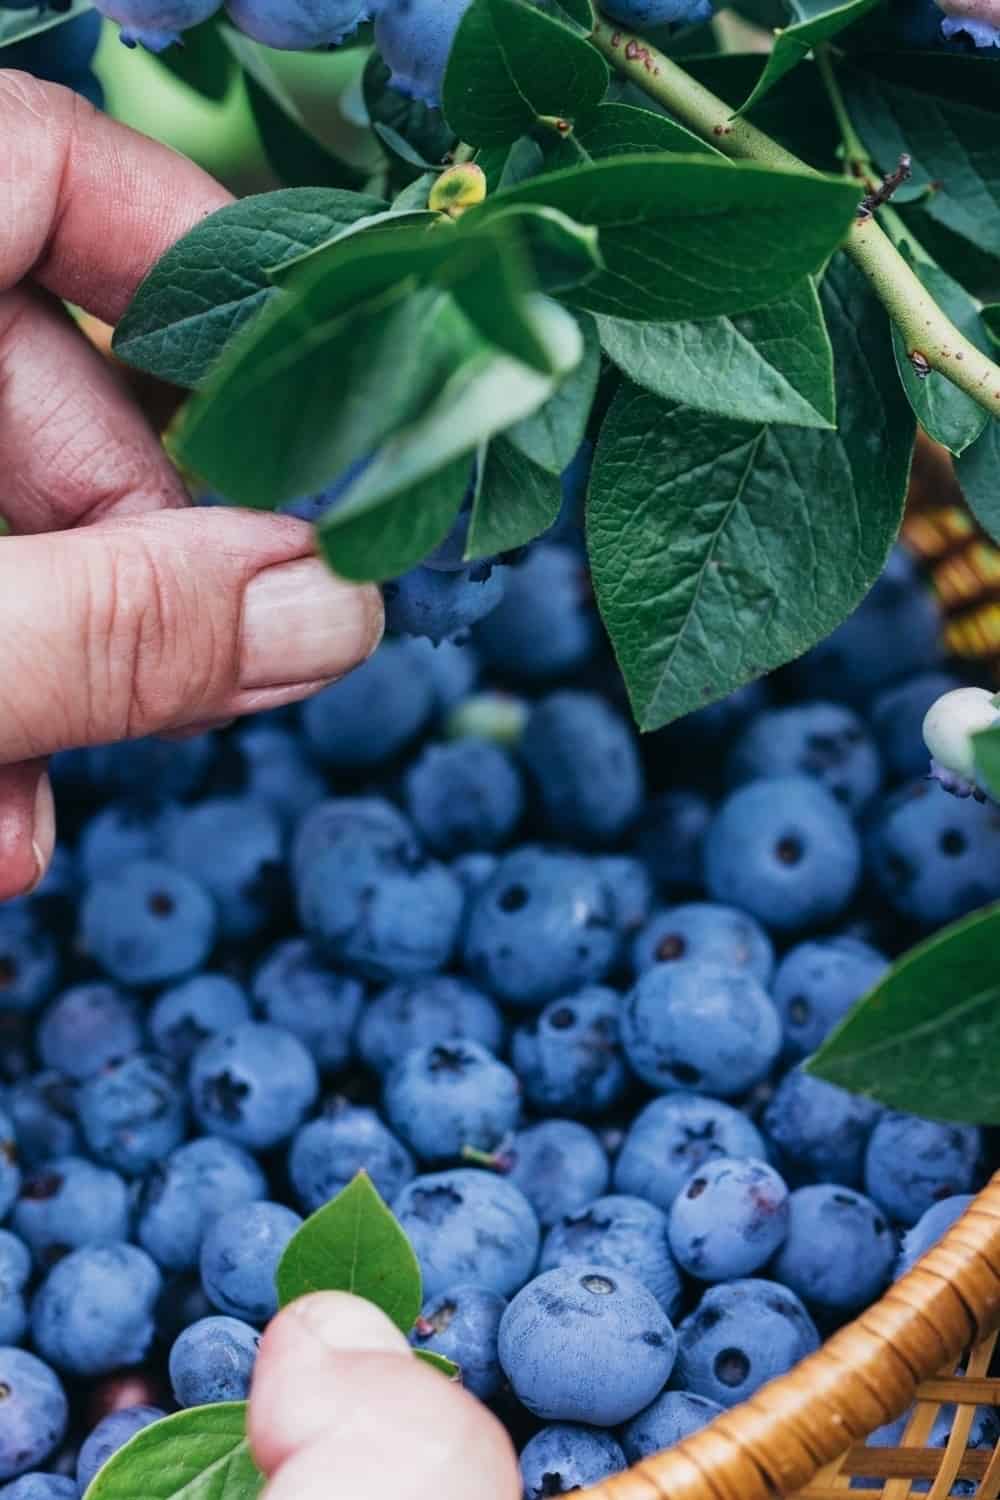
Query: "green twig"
589 16 1000 420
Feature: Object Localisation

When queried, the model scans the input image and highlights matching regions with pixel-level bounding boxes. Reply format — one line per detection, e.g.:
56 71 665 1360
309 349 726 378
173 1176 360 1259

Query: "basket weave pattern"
577 1178 1000 1500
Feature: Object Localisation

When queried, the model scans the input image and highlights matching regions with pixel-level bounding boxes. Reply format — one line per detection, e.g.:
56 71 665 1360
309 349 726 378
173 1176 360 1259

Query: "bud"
922 686 1000 779
429 163 487 220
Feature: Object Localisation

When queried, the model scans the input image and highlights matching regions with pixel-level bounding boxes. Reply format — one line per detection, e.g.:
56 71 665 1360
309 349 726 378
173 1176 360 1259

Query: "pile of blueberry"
0 475 999 1500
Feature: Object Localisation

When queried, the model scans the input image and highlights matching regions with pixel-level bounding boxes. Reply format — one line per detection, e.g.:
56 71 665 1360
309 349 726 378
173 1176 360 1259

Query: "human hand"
248 1293 521 1499
0 75 384 901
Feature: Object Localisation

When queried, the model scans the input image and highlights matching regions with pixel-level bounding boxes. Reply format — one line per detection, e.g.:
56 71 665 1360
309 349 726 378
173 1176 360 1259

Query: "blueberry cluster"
0 527 997 1499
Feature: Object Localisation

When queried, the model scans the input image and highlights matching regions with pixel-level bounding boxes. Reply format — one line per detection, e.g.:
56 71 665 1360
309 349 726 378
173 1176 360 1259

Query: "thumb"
0 508 383 764
248 1294 521 1500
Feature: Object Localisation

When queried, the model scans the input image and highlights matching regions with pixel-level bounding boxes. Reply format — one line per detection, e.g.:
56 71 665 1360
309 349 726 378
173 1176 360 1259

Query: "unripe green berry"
922 687 1000 778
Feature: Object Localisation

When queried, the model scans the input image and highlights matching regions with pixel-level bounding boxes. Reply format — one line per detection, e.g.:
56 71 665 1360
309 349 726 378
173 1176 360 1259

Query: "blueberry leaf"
112 188 387 389
973 726 1000 801
82 1403 263 1500
507 312 601 472
737 0 882 113
363 51 457 169
597 277 836 429
806 904 1000 1121
955 419 1000 544
0 0 93 50
573 101 721 160
413 1349 462 1379
276 1172 422 1334
466 437 564 557
318 455 472 582
587 254 913 729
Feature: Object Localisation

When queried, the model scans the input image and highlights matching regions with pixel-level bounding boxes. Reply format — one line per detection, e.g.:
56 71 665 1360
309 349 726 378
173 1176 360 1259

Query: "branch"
590 17 1000 421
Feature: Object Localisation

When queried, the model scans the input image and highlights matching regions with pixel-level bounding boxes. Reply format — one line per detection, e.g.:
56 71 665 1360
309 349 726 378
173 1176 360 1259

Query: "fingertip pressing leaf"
807 904 1000 1121
83 1403 263 1500
413 1349 463 1379
973 725 1000 802
276 1172 423 1334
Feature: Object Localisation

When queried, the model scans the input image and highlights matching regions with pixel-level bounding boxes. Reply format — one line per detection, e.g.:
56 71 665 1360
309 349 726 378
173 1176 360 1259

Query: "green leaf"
414 1349 462 1379
683 54 841 172
0 1 93 50
573 101 721 160
587 254 913 729
83 1404 263 1500
507 312 601 472
477 137 548 193
319 456 472 581
467 437 564 556
597 277 835 429
475 203 603 294
890 250 991 457
113 188 386 388
442 0 608 147
363 51 458 169
276 1173 422 1330
955 419 1000 544
982 305 1000 349
474 155 862 321
151 17 234 100
807 905 1000 1121
534 0 593 30
737 0 881 113
973 725 1000 801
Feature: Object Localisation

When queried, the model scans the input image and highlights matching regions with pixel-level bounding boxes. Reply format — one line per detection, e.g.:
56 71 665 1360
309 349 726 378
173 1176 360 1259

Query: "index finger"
0 71 232 323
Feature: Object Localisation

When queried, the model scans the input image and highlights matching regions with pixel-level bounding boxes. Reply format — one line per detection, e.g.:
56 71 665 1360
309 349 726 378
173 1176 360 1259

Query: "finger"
0 509 384 764
248 1295 520 1500
0 286 190 534
0 73 232 320
0 762 54 901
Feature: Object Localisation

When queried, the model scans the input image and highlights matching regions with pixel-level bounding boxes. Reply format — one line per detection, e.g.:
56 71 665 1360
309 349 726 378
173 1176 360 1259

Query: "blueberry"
36 984 142 1082
78 1054 186 1178
672 1278 819 1407
0 1116 21 1228
357 976 505 1080
393 1169 540 1299
165 797 285 941
601 0 713 24
504 1122 609 1229
75 1406 165 1494
384 564 506 644
404 740 524 856
0 1351 67 1482
0 1477 76 1500
771 937 889 1060
292 797 419 885
870 672 964 782
463 849 617 1008
864 1114 981 1226
94 0 221 49
0 909 59 1015
374 0 474 107
3 1078 78 1170
866 780 1000 927
704 776 861 933
232 725 326 831
519 1424 627 1497
632 902 774 986
384 1041 521 1163
540 1194 683 1319
410 1285 506 1400
200 1202 301 1325
594 856 653 941
771 1185 895 1312
404 637 481 710
499 1265 676 1425
726 701 881 815
445 691 529 748
451 852 499 894
669 1157 789 1281
136 1137 267 1272
150 974 251 1066
762 1066 881 1186
302 642 436 771
78 735 215 802
169 1317 259 1407
473 545 597 683
31 1245 162 1376
190 1022 319 1150
252 939 363 1074
621 1390 723 1462
78 801 172 883
288 1103 415 1214
622 960 781 1097
81 859 216 987
613 1094 767 1212
519 692 645 845
14 1158 130 1268
545 439 593 546
895 1194 975 1279
0 1237 30 1347
225 0 369 47
940 10 1000 46
635 789 711 895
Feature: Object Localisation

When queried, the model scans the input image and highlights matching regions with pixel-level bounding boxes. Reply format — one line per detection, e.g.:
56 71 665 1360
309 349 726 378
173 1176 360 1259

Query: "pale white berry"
922 687 1000 779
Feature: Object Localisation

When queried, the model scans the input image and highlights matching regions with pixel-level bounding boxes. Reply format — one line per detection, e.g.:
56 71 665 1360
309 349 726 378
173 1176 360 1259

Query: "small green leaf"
973 725 1000 801
738 0 882 113
414 1349 462 1379
955 419 1000 544
151 17 234 100
318 456 472 582
981 305 1000 349
276 1173 422 1332
597 277 836 429
573 101 721 160
442 0 608 147
477 137 547 193
807 904 1000 1122
363 52 458 169
466 437 564 557
507 312 601 472
473 155 862 322
474 203 603 295
83 1404 263 1500
534 0 593 29
113 188 387 388
890 248 991 456
0 1 93 50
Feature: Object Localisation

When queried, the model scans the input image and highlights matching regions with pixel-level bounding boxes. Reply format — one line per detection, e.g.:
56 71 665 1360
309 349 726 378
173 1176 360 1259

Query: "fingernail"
240 558 383 692
289 1294 410 1357
29 771 55 893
